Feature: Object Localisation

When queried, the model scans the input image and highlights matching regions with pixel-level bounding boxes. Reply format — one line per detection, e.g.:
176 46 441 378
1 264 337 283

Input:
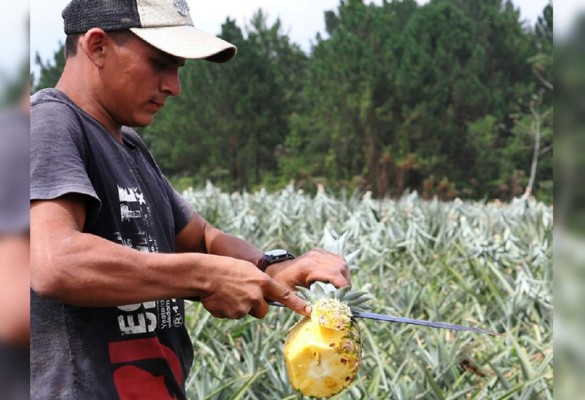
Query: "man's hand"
264 248 351 291
198 257 310 319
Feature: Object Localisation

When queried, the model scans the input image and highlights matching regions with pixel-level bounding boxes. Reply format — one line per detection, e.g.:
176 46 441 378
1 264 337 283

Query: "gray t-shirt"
31 88 194 399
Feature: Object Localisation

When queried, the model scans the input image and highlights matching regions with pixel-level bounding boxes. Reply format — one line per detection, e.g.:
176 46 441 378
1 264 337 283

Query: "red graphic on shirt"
109 337 183 400
113 366 176 399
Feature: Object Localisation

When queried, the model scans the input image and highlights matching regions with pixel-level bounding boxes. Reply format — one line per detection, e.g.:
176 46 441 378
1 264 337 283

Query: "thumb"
264 278 311 317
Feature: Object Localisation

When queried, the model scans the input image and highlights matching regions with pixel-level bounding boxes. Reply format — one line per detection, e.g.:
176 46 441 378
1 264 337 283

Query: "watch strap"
257 256 270 272
257 250 295 272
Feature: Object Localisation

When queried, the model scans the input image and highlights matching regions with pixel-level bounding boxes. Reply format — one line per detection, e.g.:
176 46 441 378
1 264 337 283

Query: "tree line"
33 0 553 201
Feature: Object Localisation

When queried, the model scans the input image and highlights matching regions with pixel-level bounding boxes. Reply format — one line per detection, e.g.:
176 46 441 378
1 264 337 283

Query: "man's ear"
80 28 110 67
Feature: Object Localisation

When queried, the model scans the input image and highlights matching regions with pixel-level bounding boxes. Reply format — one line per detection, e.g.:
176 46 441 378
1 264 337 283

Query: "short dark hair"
64 33 82 59
64 30 134 60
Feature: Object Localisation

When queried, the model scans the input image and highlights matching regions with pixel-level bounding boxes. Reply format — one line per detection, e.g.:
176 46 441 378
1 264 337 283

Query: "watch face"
265 249 287 257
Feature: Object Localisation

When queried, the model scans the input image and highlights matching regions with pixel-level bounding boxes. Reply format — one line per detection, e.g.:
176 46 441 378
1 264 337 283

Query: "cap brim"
130 25 237 63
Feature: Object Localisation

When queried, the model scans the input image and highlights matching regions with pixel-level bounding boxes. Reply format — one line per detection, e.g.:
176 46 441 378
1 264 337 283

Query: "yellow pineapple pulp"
312 298 352 330
284 285 372 398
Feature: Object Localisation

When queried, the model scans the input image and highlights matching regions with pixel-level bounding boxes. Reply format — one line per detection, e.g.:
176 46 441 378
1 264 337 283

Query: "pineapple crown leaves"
321 226 348 254
321 226 361 271
295 283 374 313
300 228 375 313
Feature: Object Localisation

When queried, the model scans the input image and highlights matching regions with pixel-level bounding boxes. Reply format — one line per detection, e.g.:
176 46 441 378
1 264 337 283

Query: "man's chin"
130 114 155 128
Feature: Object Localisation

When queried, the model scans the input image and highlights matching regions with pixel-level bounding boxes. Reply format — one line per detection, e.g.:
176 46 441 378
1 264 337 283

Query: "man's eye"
151 59 169 70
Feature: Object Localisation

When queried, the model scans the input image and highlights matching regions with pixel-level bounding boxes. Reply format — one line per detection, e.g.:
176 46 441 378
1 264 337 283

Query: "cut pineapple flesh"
312 298 352 330
284 316 361 398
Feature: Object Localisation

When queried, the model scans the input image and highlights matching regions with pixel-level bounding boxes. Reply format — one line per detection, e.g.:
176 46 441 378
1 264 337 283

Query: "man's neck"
55 69 123 142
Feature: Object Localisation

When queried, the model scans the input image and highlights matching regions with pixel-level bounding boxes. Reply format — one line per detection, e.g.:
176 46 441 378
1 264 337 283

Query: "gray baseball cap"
62 0 237 62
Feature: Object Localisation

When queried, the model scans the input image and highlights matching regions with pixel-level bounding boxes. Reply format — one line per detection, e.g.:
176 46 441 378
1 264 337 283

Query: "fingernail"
304 306 312 315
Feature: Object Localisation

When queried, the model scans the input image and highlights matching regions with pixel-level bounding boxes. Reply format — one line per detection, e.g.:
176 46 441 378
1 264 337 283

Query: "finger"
315 252 352 287
332 268 352 288
264 278 311 317
249 298 269 319
202 297 249 319
306 267 351 289
320 268 351 288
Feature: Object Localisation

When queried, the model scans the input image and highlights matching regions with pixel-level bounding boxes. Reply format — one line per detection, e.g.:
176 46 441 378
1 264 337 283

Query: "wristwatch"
257 249 295 272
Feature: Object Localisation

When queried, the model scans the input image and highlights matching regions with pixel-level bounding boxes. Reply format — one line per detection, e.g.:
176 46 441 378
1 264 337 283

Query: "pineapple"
284 283 373 398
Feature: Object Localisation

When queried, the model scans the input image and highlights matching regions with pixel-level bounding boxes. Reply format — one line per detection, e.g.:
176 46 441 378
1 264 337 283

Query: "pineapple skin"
284 316 362 398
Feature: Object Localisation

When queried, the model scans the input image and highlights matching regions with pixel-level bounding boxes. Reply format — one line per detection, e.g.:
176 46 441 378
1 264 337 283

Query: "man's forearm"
203 226 264 267
175 214 263 267
31 229 252 307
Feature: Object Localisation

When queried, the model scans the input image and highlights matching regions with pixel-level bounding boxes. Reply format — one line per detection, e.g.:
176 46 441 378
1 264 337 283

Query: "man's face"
99 33 185 128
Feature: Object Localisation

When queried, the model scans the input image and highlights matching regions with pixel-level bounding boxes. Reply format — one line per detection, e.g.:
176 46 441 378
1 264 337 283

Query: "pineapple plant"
284 283 373 397
183 185 552 399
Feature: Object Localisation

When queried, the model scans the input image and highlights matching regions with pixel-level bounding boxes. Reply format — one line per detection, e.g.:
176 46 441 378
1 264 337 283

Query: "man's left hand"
265 248 351 290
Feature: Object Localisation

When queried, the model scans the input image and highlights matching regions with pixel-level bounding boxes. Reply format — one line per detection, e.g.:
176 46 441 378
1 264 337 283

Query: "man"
30 1 351 398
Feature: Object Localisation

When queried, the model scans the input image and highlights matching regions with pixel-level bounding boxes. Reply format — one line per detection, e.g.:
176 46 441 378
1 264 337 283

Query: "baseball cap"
62 0 237 63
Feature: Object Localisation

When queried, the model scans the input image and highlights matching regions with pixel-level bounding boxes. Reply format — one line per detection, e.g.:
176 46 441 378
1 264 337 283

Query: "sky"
0 0 575 80
0 0 29 82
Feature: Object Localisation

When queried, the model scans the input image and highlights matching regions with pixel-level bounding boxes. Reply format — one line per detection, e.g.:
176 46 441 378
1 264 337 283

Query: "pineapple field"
181 183 552 400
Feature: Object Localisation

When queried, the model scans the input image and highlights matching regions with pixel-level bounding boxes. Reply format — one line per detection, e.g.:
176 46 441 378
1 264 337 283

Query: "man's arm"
30 194 310 318
175 210 352 291
175 211 263 265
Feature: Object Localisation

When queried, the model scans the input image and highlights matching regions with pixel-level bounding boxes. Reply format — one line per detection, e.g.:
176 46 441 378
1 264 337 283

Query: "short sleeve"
165 178 193 235
30 96 102 223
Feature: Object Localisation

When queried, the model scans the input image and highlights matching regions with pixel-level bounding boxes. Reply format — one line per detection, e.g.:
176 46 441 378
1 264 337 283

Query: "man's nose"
161 69 181 97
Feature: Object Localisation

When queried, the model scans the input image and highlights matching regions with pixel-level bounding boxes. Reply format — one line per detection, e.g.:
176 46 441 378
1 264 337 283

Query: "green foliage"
281 0 544 200
182 183 552 399
32 2 553 202
32 44 66 92
144 12 308 192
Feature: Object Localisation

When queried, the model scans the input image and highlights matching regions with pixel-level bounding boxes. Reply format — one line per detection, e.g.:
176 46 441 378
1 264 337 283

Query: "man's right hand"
197 257 310 319
31 195 310 318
